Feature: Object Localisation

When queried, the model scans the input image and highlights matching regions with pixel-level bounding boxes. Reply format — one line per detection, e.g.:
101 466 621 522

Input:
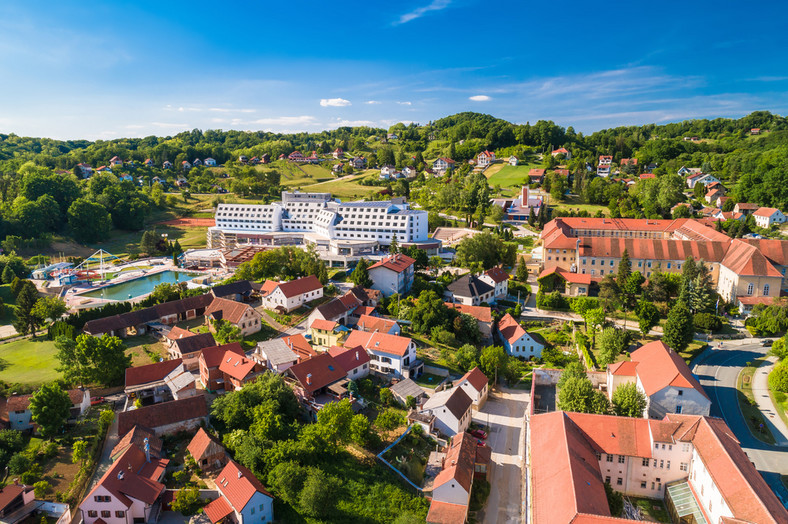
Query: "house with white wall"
497 313 544 358
426 433 476 524
368 254 415 297
260 275 323 312
445 274 495 306
476 150 495 167
456 366 489 410
343 330 421 379
420 386 472 437
328 345 371 380
753 207 787 228
479 266 509 300
7 389 90 432
203 460 274 524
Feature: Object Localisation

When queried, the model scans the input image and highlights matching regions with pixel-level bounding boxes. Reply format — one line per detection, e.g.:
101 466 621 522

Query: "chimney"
522 185 529 205
238 470 242 479
355 351 359 361
306 373 312 385
144 437 150 463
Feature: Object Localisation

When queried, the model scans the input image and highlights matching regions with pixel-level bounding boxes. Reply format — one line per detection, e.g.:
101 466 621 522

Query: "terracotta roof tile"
205 297 258 324
629 341 709 400
344 330 412 356
369 254 415 273
457 366 488 392
200 343 245 368
483 266 510 283
433 432 477 492
117 395 208 436
497 313 527 345
444 303 492 323
187 428 225 462
203 495 233 523
275 275 323 298
282 333 318 361
125 360 182 388
286 353 347 394
327 345 371 373
356 314 399 333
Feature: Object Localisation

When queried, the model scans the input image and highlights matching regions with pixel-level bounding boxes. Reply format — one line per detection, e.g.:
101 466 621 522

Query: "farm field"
486 163 541 189
0 337 62 385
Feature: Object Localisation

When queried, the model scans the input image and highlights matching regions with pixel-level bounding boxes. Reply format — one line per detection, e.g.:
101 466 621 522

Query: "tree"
389 233 399 254
454 231 516 269
409 291 450 334
597 327 630 366
29 382 71 438
1 265 14 284
636 300 660 336
455 344 481 372
213 319 243 344
55 334 132 387
598 275 621 314
663 301 694 353
616 249 631 288
67 198 111 244
299 469 339 518
557 362 586 389
14 282 40 335
350 258 373 288
376 409 405 431
33 481 50 498
316 398 354 445
171 486 204 516
490 204 504 223
516 258 529 282
31 296 67 323
690 263 714 313
140 230 159 254
605 482 624 517
349 414 370 446
479 346 508 384
583 307 606 348
611 382 647 417
72 440 88 463
557 375 610 414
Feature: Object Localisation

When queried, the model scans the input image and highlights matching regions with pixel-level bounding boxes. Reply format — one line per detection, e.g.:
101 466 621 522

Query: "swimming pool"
81 270 201 301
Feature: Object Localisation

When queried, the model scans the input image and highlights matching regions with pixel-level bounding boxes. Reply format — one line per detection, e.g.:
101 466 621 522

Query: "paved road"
474 387 529 524
692 343 788 507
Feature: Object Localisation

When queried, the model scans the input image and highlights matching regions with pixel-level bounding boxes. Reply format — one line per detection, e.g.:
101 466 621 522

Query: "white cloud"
320 98 352 107
469 95 491 101
395 0 451 25
333 119 376 127
365 100 381 105
151 122 190 129
397 101 412 106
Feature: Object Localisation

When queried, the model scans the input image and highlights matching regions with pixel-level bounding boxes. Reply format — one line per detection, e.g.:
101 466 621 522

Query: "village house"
204 157 217 166
528 168 546 184
343 330 422 379
284 353 349 418
192 158 202 166
211 280 255 302
355 314 400 335
110 425 161 462
368 254 415 297
607 341 711 418
444 303 493 341
117 395 208 436
307 291 361 326
327 345 371 380
166 330 216 371
420 386 472 437
205 297 263 336
199 343 246 391
508 155 519 166
124 360 196 406
551 147 571 159
79 432 169 524
162 160 172 169
734 202 760 215
476 150 495 167
426 432 480 524
497 313 545 358
456 366 489 410
685 172 721 189
308 319 350 349
753 207 787 228
260 275 323 312
479 266 509 300
6 389 90 432
390 378 426 406
350 156 366 169
432 158 456 174
203 460 274 524
332 147 344 159
445 273 495 306
187 427 227 472
219 351 265 392
254 338 299 374
83 294 214 337
0 481 35 521
282 333 319 361
528 411 788 524
537 266 593 296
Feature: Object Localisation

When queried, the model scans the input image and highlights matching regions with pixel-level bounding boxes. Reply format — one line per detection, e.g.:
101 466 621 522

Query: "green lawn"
87 225 208 255
552 195 610 217
737 358 776 445
0 284 18 325
486 163 540 188
302 175 381 199
628 497 670 522
0 337 62 385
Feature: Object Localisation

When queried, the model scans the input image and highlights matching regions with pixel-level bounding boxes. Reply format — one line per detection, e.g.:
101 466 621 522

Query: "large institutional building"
208 192 438 262
540 217 788 310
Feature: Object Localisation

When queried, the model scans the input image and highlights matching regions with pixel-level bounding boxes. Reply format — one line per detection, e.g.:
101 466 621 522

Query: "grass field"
0 337 62 385
552 194 610 217
0 284 18 325
486 163 540 189
302 173 381 199
737 358 776 445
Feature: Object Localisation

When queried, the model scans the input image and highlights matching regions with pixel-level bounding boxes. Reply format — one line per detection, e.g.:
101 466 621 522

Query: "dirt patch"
155 218 215 227
20 240 95 258
43 447 82 497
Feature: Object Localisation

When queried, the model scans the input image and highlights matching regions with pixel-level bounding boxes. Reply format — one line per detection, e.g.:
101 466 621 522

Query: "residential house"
596 164 611 177
204 158 217 167
751 128 761 135
444 303 493 341
356 314 400 335
124 360 196 406
508 155 519 166
537 266 593 297
238 155 248 164
497 313 544 358
368 254 415 297
528 168 546 184
309 319 349 349
254 338 298 374
288 151 305 162
187 428 227 472
346 285 381 307
211 280 255 302
332 147 344 159
199 343 246 391
551 147 571 159
77 163 93 177
95 165 111 173
282 333 319 361
380 165 397 177
6 389 90 432
284 353 349 418
181 160 191 170
599 155 613 165
205 297 263 336
528 411 788 524
260 275 323 312
607 341 710 419
307 293 359 328
162 161 172 169
420 386 472 437
734 202 760 215
432 158 456 174
705 187 725 204
639 173 655 180
333 163 344 174
109 425 161 462
426 433 478 524
167 331 217 371
753 207 787 228
620 158 637 167
260 153 270 164
219 351 265 392
389 378 426 406
118 173 133 182
344 330 422 379
685 173 721 189
203 461 274 524
109 156 122 167
143 158 154 167
445 274 495 306
479 266 509 300
117 395 208 436
0 482 35 521
191 158 202 166
476 150 495 168
327 345 371 380
350 156 367 169
79 435 168 524
456 366 489 410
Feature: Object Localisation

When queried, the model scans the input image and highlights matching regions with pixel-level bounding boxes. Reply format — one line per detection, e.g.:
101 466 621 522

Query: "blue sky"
1 0 787 139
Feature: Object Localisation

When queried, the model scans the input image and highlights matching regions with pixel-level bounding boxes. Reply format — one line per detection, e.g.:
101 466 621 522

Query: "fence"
376 425 423 493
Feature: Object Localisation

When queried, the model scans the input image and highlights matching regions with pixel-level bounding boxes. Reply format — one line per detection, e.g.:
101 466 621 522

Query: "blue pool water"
81 270 199 300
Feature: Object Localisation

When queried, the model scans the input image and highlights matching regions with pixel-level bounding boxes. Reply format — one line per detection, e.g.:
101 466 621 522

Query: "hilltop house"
432 158 456 174
476 150 495 167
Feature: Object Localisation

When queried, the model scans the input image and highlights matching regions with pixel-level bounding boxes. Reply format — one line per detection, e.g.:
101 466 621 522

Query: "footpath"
752 356 788 446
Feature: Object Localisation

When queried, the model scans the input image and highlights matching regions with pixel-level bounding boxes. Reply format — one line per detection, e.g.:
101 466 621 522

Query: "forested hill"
1 110 788 207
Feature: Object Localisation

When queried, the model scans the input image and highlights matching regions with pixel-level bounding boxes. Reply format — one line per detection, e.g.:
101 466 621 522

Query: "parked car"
761 339 773 347
90 396 105 405
470 429 487 439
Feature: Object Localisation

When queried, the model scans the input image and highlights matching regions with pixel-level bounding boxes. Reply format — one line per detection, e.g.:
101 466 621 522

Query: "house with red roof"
528 168 546 184
260 275 323 312
166 330 216 371
551 147 571 159
343 330 421 379
5 388 90 432
607 341 710 418
456 366 489 409
528 411 788 524
432 158 456 174
537 266 593 297
444 303 493 341
284 353 349 417
187 427 227 472
497 313 545 358
203 460 274 524
328 345 371 379
718 239 784 303
426 433 478 524
308 318 350 349
287 151 305 162
479 266 510 299
117 395 208 436
219 351 264 392
0 481 35 521
368 253 415 297
620 158 637 166
79 429 169 524
355 314 400 335
476 150 495 167
205 297 263 336
109 156 123 167
753 207 787 229
124 359 196 406
198 343 246 391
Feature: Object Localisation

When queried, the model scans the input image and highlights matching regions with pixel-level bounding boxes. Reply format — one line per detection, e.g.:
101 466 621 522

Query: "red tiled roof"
483 266 510 283
200 343 245 368
117 395 207 436
287 353 346 394
0 484 32 513
166 326 196 341
639 173 655 179
203 494 234 523
187 427 224 461
369 254 415 273
528 168 546 177
125 360 182 388
629 341 710 400
737 296 777 306
328 345 371 373
84 444 167 510
311 318 338 331
565 412 653 457
608 360 638 377
721 240 781 277
218 352 258 382
356 314 399 333
458 366 488 392
434 433 477 492
275 275 322 298
111 425 162 461
538 266 592 285
282 333 318 361
497 313 527 345
444 303 492 323
344 330 412 356
578 237 728 263
205 297 257 324
753 207 780 218
735 203 759 210
426 501 468 524
259 280 279 296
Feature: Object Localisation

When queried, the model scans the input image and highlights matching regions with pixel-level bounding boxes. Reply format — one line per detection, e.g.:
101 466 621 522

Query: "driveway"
473 387 529 524
692 342 788 506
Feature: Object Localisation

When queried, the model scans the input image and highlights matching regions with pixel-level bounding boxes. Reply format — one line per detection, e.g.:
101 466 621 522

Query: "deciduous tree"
29 382 71 438
611 382 647 417
663 301 694 353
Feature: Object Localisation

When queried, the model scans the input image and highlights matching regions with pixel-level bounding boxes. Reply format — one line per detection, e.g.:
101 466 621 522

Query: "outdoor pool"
81 270 201 301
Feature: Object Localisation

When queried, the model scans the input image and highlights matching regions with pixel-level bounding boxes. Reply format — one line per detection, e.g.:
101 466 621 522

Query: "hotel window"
618 455 625 464
606 454 613 462
642 458 649 466
764 284 771 295
747 283 754 295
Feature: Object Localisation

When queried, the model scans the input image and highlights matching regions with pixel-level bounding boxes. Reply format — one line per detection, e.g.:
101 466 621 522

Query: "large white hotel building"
208 192 438 259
